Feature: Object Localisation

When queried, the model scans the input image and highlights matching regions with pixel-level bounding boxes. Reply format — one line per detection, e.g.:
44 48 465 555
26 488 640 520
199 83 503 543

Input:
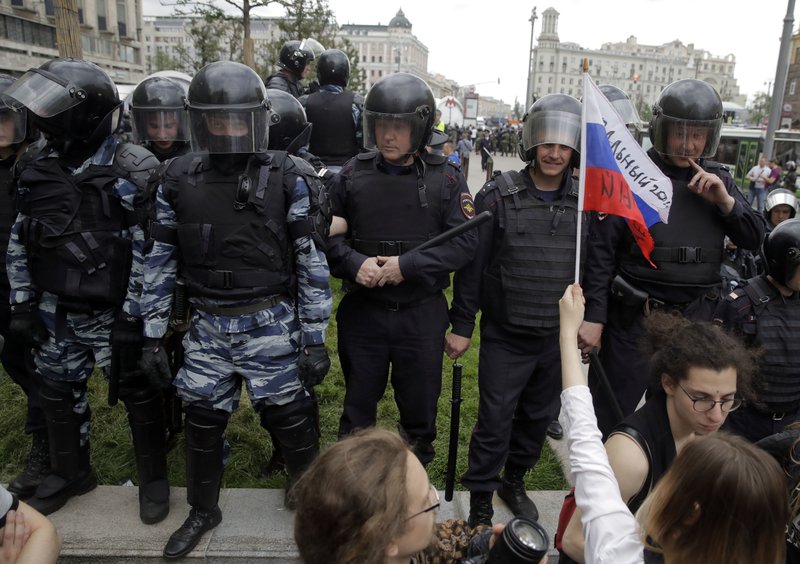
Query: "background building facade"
0 0 145 85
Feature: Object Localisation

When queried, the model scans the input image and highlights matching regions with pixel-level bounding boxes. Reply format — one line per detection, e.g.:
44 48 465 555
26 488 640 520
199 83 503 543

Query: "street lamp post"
526 7 537 110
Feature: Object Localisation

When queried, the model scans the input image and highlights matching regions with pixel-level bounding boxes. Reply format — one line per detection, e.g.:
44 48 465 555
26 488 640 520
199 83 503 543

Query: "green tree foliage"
748 91 772 127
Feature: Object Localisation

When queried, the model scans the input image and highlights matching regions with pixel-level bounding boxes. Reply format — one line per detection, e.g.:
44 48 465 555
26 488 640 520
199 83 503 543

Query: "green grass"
0 279 567 491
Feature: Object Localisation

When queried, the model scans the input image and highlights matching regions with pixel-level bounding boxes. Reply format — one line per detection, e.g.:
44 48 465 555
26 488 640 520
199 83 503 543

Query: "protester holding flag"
445 94 588 527
578 78 765 438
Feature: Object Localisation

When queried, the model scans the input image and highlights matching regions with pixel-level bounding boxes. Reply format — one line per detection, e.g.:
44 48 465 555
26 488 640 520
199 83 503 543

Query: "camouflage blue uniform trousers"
7 136 148 446
141 161 331 414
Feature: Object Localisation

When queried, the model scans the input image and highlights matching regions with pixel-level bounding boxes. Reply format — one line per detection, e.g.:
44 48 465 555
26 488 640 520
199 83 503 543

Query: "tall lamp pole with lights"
526 7 538 110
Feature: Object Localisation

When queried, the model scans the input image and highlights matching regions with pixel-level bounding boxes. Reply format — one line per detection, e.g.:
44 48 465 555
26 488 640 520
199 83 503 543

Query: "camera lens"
487 517 549 563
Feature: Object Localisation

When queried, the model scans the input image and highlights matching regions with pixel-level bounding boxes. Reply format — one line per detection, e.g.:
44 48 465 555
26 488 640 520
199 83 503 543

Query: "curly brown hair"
293 428 412 564
643 311 758 401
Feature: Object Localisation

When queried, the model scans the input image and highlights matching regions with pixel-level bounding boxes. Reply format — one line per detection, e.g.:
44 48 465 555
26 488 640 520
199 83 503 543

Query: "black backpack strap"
610 424 653 512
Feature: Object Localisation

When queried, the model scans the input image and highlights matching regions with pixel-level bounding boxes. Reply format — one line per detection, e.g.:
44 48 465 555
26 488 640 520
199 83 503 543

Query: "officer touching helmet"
140 61 331 559
579 79 765 438
130 76 190 162
326 72 477 466
266 39 317 99
3 58 167 521
299 48 364 172
715 218 800 442
446 94 587 527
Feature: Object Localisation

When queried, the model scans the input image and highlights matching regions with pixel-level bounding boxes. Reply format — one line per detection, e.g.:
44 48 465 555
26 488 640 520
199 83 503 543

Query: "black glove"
9 301 48 348
298 344 330 388
138 337 172 390
109 314 145 405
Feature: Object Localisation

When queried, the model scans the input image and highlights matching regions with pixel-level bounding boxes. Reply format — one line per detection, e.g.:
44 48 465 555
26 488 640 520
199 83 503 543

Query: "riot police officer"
764 188 799 232
140 61 331 559
130 76 190 162
0 74 48 500
599 84 642 130
3 58 168 521
446 94 586 526
265 39 315 99
300 48 364 172
715 218 800 442
579 79 765 438
326 72 477 466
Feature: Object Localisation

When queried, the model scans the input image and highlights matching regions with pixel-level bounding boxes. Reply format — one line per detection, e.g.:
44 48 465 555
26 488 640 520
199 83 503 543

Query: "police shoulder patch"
460 193 476 219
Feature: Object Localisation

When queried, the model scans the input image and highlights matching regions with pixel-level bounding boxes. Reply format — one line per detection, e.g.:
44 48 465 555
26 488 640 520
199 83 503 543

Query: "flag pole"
575 58 589 284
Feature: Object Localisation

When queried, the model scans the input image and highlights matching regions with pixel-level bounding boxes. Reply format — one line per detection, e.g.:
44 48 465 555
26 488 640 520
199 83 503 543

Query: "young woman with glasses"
292 428 547 564
558 283 787 564
560 309 758 563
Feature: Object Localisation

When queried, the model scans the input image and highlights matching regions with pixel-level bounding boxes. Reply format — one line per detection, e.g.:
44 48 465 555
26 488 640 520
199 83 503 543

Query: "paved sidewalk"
43 484 569 562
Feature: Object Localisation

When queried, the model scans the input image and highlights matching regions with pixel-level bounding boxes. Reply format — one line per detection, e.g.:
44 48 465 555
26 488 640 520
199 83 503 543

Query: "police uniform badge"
460 193 476 219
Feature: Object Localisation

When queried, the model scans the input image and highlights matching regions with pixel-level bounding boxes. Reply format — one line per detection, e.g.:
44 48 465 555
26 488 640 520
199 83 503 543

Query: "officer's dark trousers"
588 311 648 440
461 319 561 492
337 292 448 464
0 289 44 435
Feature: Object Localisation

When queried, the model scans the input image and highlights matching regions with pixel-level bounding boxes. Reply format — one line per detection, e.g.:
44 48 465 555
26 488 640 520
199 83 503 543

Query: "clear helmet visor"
2 68 87 118
522 111 581 155
0 108 27 146
131 109 189 144
650 114 721 159
363 111 429 156
189 108 268 154
609 98 641 126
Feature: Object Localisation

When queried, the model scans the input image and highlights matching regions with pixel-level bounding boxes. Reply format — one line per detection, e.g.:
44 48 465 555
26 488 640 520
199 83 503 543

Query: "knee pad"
258 396 318 452
185 405 230 450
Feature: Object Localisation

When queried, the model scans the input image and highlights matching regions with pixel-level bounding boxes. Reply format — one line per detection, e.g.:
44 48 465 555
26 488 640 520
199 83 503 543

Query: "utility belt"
352 238 424 257
609 275 716 327
357 291 442 312
750 402 800 421
193 294 288 316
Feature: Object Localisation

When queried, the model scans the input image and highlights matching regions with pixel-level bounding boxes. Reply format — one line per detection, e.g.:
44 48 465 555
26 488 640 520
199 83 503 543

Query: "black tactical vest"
481 171 581 330
164 152 293 300
18 155 134 306
305 91 358 166
618 170 725 288
742 277 800 409
345 151 446 253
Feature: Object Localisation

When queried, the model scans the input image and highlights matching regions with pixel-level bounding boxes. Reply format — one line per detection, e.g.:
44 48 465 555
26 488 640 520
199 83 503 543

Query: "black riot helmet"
363 72 435 155
4 58 120 150
186 61 270 154
518 94 581 166
599 84 640 126
266 88 312 154
130 76 189 146
649 79 722 159
279 40 316 75
0 74 31 148
764 218 800 287
316 49 350 88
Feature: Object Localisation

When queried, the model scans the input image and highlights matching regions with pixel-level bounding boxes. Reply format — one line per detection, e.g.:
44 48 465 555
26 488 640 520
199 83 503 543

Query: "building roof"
389 9 412 29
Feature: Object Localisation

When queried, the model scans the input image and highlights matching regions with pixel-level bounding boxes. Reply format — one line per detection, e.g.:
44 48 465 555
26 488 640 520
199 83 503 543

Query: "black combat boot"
497 464 539 521
7 430 50 499
468 491 494 527
163 406 227 560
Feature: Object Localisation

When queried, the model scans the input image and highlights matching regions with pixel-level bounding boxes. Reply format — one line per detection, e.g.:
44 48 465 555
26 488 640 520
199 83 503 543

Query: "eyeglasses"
678 382 742 413
406 484 440 521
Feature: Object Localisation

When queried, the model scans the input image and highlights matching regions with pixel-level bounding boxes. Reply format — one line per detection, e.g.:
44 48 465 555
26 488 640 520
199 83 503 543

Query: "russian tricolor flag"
580 74 672 267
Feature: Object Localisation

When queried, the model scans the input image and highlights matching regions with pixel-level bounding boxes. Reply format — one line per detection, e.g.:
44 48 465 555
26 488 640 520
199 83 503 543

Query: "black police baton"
445 360 463 502
411 210 492 253
588 347 624 425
